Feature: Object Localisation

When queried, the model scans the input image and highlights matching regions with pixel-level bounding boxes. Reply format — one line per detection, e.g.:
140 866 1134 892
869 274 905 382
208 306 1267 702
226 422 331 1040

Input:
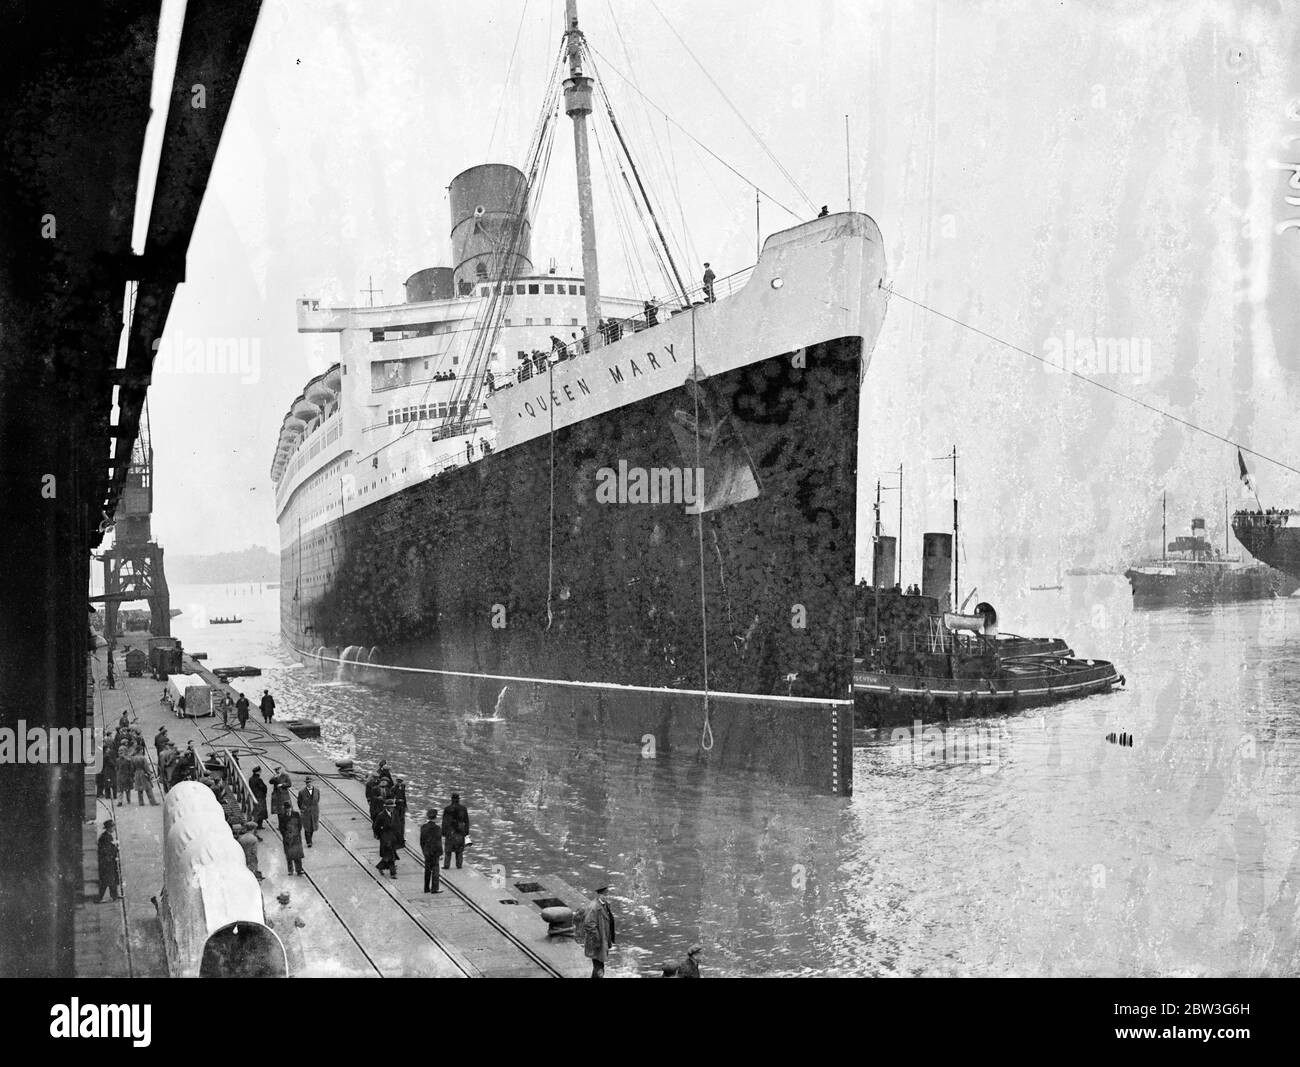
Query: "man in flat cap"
420 808 443 893
580 884 616 978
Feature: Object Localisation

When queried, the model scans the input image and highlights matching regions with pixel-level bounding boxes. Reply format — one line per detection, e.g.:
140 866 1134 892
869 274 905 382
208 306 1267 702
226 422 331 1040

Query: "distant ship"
1125 511 1297 606
270 3 887 795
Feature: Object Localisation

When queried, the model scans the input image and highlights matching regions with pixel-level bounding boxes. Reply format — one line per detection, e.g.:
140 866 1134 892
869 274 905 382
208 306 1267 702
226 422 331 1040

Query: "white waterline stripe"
287 639 853 708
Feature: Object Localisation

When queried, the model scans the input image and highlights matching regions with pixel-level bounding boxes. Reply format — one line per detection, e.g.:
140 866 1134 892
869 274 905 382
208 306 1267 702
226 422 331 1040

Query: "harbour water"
156 577 1300 977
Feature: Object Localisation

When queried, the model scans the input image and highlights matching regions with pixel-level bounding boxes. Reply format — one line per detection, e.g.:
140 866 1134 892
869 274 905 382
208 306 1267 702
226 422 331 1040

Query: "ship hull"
1231 516 1300 585
1123 564 1298 607
282 337 863 794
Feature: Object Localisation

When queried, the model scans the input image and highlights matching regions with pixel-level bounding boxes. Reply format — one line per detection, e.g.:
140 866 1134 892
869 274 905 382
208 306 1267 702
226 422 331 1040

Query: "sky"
137 0 1300 602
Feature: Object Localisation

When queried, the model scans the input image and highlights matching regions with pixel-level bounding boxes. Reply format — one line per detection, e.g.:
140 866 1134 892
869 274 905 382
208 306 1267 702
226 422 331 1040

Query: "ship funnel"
922 533 953 611
404 267 454 303
872 536 897 590
449 164 533 296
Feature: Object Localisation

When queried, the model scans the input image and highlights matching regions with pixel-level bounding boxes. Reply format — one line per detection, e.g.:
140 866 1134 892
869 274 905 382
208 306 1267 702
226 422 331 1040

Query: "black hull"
283 338 863 794
1124 564 1298 607
1232 516 1300 585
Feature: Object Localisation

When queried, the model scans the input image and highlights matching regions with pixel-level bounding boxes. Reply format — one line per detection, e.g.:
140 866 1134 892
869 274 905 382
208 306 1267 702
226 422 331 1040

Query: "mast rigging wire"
888 285 1300 478
645 0 818 216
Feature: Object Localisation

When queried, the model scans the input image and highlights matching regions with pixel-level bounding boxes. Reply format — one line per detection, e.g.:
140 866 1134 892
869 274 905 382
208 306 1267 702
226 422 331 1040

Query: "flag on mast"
1238 449 1255 492
1238 449 1263 509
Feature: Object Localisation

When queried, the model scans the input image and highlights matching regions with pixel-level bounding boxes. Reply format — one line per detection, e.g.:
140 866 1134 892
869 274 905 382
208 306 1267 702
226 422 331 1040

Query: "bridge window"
515 284 525 295
544 284 554 294
568 284 578 295
528 284 539 294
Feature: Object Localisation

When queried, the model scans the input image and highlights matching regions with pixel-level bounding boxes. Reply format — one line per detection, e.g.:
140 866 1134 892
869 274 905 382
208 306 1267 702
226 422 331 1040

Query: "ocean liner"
1231 509 1300 586
271 3 887 795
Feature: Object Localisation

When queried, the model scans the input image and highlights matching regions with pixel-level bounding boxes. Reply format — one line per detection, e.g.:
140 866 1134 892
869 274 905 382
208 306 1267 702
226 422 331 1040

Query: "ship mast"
564 0 603 346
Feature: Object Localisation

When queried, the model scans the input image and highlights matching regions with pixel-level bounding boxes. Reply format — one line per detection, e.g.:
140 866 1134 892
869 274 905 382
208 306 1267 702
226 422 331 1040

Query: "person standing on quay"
441 793 469 870
248 766 269 829
281 808 306 876
98 732 116 801
268 891 306 976
392 777 408 848
420 809 442 894
238 822 263 881
131 748 157 806
114 739 133 805
96 820 120 902
260 689 275 724
375 799 399 878
580 884 616 978
235 692 250 730
297 776 320 848
269 766 292 831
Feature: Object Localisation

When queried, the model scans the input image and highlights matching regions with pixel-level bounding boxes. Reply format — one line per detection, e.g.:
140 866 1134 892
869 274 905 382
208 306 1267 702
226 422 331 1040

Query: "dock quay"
77 643 591 977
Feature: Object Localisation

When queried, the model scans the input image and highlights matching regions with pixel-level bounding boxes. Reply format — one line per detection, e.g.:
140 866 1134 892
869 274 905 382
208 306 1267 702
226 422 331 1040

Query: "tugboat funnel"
922 532 953 611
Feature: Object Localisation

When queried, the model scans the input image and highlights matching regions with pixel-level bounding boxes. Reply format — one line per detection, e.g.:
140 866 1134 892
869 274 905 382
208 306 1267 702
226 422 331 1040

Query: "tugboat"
852 461 1121 729
852 552 1121 730
1125 493 1297 607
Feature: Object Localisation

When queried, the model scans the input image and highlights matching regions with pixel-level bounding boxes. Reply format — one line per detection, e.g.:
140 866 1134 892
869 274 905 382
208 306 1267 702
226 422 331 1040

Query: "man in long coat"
98 733 116 800
281 809 305 876
297 776 320 848
392 777 407 848
259 689 275 723
375 799 399 878
131 749 157 805
238 822 263 880
114 740 133 805
580 884 616 978
96 820 120 902
235 692 250 730
268 891 306 976
269 767 292 830
441 793 469 870
419 809 442 893
248 767 269 828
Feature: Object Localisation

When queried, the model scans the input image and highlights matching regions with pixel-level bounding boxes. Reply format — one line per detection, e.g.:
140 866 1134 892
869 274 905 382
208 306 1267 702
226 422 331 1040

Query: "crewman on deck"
297 776 320 848
235 692 250 729
259 689 276 723
96 820 120 902
441 793 469 870
153 726 168 760
643 299 657 327
702 262 716 302
420 809 442 893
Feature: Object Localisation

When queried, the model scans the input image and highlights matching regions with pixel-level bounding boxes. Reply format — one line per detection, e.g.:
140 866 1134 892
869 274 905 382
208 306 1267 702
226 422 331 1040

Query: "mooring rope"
690 311 713 751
